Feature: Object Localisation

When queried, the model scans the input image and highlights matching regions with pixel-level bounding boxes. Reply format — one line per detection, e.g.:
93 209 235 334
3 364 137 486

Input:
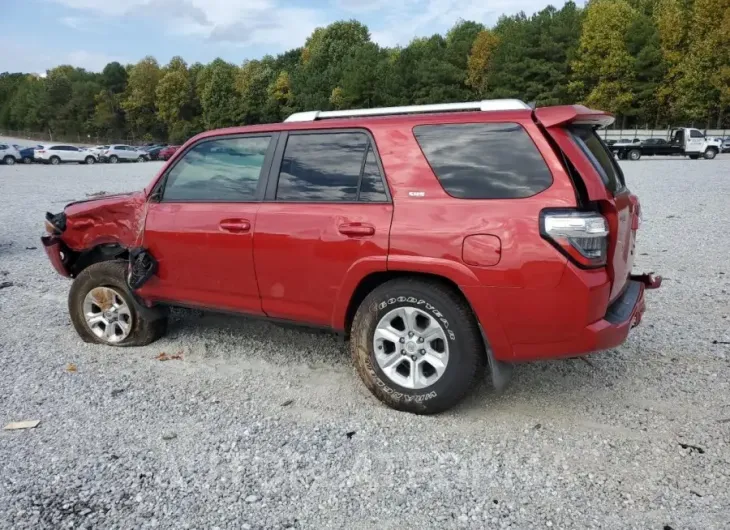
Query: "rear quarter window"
413 123 553 199
569 126 625 194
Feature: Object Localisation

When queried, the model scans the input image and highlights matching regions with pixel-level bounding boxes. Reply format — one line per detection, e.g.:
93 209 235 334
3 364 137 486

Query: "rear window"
569 126 625 194
413 123 553 199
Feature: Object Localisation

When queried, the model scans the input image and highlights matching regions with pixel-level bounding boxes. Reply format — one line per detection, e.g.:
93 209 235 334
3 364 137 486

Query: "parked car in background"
86 145 110 158
15 145 40 164
35 145 98 165
41 99 661 414
721 137 730 153
145 146 165 161
0 143 21 165
157 145 179 161
100 145 149 163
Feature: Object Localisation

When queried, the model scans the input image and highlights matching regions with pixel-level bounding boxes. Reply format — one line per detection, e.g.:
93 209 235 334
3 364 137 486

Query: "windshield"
569 126 625 194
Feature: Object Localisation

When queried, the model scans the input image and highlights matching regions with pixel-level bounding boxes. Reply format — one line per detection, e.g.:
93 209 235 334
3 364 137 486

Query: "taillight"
37 150 45 154
541 209 609 268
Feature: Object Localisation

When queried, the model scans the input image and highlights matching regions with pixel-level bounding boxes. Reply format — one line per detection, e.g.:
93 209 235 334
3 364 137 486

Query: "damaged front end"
40 192 159 290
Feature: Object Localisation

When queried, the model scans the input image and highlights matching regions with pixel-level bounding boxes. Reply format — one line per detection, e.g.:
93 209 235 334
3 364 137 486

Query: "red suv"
42 100 660 414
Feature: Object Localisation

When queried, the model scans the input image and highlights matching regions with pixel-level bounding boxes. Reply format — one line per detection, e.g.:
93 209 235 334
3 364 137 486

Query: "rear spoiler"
534 105 615 129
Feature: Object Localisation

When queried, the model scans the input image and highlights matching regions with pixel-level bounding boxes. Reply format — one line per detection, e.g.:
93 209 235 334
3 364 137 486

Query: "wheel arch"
340 270 476 338
68 242 129 277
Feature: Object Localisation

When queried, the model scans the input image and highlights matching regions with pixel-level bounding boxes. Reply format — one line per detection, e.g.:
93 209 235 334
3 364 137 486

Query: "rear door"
254 129 392 327
535 107 637 302
138 133 277 314
569 127 635 301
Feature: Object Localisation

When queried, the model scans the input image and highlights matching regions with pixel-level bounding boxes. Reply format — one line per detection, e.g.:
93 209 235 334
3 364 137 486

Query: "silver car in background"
0 143 21 165
101 145 149 163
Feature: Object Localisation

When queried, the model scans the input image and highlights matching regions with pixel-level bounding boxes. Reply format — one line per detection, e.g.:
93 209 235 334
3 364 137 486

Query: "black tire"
688 154 700 160
50 156 61 165
109 155 119 164
350 278 484 414
68 261 167 347
137 155 146 162
628 149 641 161
704 148 717 160
85 156 95 165
3 155 16 165
23 156 33 164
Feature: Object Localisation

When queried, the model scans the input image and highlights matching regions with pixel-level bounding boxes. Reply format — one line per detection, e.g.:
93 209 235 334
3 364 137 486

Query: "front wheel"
350 278 483 414
704 148 717 160
23 156 33 164
688 154 700 160
109 155 119 164
85 156 95 164
69 261 167 347
628 149 641 161
3 155 15 165
50 156 61 165
137 155 146 162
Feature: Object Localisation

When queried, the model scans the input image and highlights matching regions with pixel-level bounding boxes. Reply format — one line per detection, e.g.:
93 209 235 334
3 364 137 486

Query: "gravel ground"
1 157 729 530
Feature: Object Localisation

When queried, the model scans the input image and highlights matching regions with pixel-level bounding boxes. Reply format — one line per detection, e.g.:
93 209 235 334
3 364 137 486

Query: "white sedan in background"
35 144 98 165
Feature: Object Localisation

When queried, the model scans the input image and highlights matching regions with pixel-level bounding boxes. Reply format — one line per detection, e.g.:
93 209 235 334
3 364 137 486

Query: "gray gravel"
1 157 729 529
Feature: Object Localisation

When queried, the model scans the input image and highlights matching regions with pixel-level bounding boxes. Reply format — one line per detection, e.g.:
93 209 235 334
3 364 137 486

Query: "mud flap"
479 324 514 392
127 248 158 290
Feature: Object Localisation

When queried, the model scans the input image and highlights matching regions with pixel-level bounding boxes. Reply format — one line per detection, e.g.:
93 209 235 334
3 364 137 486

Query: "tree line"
1 0 728 144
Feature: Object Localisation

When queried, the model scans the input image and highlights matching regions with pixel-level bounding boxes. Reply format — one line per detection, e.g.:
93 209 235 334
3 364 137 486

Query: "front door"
137 134 277 314
254 130 393 327
686 129 705 153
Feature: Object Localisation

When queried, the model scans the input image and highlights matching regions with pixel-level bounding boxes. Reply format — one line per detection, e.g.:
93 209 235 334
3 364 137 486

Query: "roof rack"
283 99 531 122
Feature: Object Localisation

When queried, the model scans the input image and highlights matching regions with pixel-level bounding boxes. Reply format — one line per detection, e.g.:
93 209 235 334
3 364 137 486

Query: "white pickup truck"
611 127 722 160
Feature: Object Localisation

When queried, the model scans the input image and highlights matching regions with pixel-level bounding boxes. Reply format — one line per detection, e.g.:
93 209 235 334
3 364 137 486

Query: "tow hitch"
630 273 662 290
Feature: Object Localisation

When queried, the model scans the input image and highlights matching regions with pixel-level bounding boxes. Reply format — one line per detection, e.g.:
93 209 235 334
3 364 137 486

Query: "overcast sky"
0 0 585 74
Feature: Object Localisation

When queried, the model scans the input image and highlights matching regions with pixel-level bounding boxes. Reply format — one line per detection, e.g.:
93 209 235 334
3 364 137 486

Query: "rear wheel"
22 156 32 164
3 155 15 165
688 154 700 160
350 278 483 414
68 261 167 347
628 149 641 161
137 155 146 162
704 148 717 160
50 156 61 165
109 155 119 164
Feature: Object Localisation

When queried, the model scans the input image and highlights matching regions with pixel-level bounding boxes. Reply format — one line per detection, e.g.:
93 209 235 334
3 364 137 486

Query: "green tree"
673 0 730 124
101 62 128 94
570 0 637 115
122 57 162 138
293 20 371 110
200 59 239 129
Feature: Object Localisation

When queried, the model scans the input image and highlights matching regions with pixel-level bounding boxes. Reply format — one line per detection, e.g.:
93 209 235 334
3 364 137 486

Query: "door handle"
219 219 251 233
338 223 375 237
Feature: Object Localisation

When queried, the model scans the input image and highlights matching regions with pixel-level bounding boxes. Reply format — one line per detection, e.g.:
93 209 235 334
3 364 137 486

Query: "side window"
162 136 271 202
690 130 704 139
50 146 62 151
358 146 388 202
276 132 368 202
413 123 553 199
0 145 7 150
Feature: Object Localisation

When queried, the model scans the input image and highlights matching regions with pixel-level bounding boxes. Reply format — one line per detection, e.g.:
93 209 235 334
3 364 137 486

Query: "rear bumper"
510 279 648 361
465 272 661 362
41 235 71 277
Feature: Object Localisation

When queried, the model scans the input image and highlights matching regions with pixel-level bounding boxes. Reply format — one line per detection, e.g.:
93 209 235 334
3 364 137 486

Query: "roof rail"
284 99 531 122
